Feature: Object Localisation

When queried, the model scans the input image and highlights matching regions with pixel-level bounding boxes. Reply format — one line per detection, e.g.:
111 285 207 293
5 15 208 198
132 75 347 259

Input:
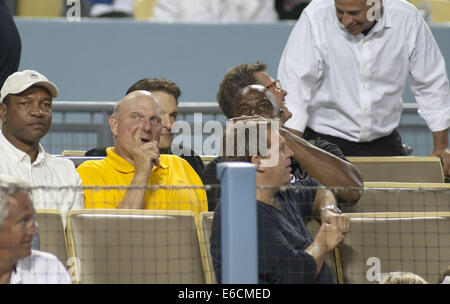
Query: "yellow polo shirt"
76 147 207 217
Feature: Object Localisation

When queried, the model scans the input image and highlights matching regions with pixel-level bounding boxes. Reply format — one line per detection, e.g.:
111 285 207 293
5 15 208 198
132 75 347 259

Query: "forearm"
283 131 363 203
117 171 150 209
304 242 328 278
432 129 448 151
311 188 337 219
431 129 450 176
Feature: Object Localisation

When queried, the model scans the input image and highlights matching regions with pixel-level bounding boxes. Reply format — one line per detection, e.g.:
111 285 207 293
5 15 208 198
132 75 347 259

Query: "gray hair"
0 174 31 228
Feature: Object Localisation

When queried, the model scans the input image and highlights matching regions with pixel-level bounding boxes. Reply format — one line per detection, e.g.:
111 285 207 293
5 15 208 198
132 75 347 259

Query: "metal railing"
42 101 438 155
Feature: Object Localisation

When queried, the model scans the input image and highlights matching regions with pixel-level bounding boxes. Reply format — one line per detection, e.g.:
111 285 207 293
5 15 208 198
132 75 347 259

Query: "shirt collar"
10 261 22 284
105 147 169 174
0 131 46 165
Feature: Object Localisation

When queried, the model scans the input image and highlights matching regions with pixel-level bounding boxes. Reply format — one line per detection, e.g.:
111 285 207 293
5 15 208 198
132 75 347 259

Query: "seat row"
36 184 449 284
62 154 447 183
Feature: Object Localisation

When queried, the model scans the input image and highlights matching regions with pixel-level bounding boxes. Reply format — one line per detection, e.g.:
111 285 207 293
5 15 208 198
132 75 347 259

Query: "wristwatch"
320 205 342 215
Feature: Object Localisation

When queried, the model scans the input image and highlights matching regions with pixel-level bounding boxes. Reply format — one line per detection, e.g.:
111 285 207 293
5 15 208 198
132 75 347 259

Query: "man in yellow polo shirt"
76 90 207 217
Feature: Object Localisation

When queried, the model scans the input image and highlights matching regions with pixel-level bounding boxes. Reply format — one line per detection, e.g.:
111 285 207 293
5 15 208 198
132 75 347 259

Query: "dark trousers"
303 127 406 156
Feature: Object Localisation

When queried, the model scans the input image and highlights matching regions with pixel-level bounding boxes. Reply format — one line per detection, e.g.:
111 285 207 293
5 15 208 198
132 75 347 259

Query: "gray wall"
15 18 450 103
15 18 293 102
13 18 450 156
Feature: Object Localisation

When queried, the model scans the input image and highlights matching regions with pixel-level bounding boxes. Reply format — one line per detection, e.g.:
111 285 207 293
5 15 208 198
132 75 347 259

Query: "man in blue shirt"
210 113 351 284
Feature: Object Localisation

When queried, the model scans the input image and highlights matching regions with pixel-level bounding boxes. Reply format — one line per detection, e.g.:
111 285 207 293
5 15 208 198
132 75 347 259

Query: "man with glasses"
201 64 363 211
210 117 350 283
126 78 204 177
278 0 450 177
76 90 207 217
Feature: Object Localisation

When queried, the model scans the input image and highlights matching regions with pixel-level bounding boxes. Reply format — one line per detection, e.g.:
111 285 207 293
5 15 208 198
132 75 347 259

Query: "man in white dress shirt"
0 174 72 284
278 0 450 176
152 0 277 22
0 70 84 224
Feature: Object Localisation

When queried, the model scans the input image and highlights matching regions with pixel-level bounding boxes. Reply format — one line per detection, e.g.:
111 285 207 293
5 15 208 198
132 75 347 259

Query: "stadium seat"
335 212 450 284
347 156 445 183
134 0 158 20
200 155 215 167
60 156 105 168
410 0 450 22
66 209 205 284
16 0 63 17
60 150 86 156
35 209 68 267
340 182 450 213
197 211 216 283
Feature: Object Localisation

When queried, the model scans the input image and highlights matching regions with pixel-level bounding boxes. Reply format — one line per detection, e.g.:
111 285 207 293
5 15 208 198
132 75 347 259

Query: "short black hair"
126 78 181 104
217 62 267 118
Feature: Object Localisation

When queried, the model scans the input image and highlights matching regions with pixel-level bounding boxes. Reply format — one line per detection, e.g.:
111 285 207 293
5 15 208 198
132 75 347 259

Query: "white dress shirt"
0 132 84 225
278 0 450 142
10 250 72 284
152 0 277 22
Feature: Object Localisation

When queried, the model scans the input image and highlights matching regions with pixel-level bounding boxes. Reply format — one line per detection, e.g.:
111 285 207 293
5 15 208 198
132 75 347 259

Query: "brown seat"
197 211 216 283
341 182 450 213
410 0 450 22
336 212 450 284
66 209 205 284
16 0 62 17
134 0 159 20
200 155 216 167
347 156 444 183
35 209 68 268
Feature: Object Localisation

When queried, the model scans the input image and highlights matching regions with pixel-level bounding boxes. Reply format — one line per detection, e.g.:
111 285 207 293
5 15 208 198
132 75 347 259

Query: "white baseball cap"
0 70 59 103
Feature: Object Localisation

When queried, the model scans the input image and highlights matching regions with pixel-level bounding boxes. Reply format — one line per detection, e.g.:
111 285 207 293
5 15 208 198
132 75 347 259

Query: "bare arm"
431 129 450 177
280 127 363 204
305 188 348 277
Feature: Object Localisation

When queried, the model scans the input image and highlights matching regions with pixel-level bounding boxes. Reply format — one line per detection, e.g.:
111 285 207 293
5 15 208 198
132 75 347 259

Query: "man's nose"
142 119 152 132
341 14 353 27
285 145 294 159
29 220 39 237
30 103 44 117
162 114 171 130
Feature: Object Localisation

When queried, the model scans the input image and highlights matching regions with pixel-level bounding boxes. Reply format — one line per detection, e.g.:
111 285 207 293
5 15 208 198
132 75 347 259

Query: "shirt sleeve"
51 258 73 284
278 12 324 133
408 12 450 132
284 177 321 217
258 207 317 283
152 0 182 21
71 170 85 210
176 157 209 217
76 163 118 209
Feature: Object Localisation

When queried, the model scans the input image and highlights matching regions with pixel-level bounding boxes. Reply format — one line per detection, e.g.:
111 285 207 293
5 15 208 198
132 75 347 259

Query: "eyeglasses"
265 80 283 92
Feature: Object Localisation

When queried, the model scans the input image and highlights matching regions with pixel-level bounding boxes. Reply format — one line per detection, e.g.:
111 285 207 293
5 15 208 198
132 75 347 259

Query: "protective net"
0 184 448 284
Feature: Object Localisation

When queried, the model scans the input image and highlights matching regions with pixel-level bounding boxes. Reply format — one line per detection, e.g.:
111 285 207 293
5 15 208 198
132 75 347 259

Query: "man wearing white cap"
0 70 83 226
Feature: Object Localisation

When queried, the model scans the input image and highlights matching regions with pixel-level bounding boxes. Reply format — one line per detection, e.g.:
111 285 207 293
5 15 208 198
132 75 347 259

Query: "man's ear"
0 103 7 123
109 114 119 137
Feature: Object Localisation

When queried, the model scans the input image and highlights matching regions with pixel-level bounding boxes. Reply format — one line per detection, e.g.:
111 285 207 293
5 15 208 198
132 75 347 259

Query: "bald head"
114 90 161 116
109 90 163 162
